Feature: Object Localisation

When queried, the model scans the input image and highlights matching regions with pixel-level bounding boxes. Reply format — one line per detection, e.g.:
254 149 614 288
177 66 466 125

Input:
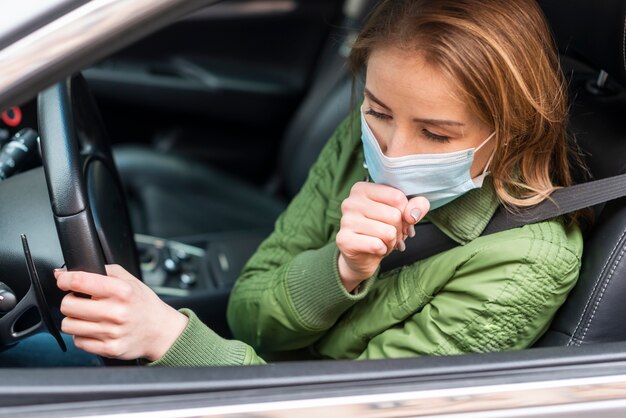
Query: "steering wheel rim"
37 74 141 283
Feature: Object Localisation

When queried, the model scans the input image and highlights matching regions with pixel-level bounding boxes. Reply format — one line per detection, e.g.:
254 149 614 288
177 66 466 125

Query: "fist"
336 182 429 292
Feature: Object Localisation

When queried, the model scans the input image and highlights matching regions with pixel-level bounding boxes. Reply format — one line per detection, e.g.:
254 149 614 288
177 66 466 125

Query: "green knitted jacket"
150 115 583 367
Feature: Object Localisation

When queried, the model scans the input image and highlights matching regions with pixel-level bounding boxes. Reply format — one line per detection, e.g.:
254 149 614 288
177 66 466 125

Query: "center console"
136 230 269 297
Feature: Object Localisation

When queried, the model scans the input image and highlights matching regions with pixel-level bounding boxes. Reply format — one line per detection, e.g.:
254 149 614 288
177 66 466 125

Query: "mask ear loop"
473 132 497 185
475 131 497 152
481 149 496 176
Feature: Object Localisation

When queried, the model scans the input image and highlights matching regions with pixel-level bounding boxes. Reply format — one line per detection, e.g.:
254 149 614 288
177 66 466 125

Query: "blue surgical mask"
361 107 496 210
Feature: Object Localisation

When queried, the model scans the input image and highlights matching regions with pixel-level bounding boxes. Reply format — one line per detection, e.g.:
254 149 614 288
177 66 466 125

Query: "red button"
1 106 22 127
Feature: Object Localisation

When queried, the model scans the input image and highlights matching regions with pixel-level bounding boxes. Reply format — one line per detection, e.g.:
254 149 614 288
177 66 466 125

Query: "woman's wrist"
338 254 367 293
145 307 189 362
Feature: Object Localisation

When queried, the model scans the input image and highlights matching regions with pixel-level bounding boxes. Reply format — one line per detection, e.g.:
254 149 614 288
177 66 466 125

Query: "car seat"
532 0 626 347
114 0 377 239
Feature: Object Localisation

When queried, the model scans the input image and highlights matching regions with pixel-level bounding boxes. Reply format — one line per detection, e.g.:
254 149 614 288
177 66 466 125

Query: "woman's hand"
336 182 429 292
54 264 188 362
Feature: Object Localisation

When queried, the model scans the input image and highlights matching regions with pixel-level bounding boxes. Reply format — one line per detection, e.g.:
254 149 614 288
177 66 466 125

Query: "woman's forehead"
365 46 472 123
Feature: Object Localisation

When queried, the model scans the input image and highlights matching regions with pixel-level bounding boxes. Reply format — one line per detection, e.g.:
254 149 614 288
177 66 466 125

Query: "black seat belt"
380 173 626 273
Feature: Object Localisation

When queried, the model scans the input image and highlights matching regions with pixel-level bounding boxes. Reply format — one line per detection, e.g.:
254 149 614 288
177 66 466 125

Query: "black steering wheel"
0 74 140 356
37 74 140 280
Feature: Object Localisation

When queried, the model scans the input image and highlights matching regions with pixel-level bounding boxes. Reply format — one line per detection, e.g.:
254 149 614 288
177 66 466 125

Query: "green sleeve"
227 116 377 354
148 309 265 367
356 235 582 359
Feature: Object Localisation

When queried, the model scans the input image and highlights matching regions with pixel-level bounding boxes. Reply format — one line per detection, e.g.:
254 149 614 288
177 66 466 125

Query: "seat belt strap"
483 173 626 235
380 173 626 273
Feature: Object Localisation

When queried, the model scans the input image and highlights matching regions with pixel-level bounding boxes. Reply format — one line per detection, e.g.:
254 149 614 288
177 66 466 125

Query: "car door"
84 0 344 185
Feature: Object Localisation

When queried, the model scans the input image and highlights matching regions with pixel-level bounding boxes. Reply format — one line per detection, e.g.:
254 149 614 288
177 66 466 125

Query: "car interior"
0 0 626 370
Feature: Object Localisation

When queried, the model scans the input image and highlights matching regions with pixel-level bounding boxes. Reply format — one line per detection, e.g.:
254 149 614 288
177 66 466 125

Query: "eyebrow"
364 88 466 127
414 118 465 127
364 88 391 110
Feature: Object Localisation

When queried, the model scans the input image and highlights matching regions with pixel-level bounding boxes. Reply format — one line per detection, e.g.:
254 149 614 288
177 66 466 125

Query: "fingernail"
398 240 406 252
403 234 408 241
411 209 422 223
409 224 416 238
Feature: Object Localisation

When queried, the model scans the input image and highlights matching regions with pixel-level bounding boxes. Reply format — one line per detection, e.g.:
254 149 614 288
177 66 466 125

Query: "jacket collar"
426 178 501 245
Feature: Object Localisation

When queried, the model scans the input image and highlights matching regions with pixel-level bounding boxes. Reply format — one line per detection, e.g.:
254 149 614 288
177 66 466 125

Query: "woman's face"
364 46 495 178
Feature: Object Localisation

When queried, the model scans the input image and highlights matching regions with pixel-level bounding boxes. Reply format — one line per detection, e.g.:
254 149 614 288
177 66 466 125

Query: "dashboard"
0 101 40 179
0 101 37 141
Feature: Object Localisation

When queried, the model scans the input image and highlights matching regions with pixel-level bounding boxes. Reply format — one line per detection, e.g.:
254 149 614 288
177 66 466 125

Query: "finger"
404 196 430 225
56 270 127 299
60 293 126 324
61 316 121 340
404 196 430 238
336 231 388 257
344 198 404 244
72 335 104 356
342 215 398 252
348 197 404 228
357 182 411 239
53 267 67 279
351 182 408 211
105 264 134 281
73 336 127 359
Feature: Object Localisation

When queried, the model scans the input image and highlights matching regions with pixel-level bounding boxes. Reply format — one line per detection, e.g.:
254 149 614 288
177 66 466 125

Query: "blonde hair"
349 0 584 215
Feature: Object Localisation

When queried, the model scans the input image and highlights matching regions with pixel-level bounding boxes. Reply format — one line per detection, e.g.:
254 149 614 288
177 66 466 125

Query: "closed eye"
365 108 391 121
422 129 451 143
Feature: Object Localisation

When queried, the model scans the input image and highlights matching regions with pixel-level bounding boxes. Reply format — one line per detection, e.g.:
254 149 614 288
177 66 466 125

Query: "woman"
54 0 583 366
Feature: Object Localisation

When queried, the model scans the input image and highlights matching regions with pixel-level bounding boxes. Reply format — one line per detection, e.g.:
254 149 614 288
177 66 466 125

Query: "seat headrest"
539 0 626 86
